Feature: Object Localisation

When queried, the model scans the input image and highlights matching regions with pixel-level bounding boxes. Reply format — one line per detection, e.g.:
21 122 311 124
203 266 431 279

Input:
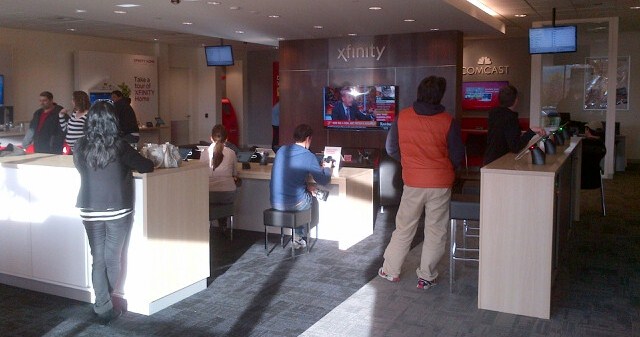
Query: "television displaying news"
461 81 508 111
323 85 397 129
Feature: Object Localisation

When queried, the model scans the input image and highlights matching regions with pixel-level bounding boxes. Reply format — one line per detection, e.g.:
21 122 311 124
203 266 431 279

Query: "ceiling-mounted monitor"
204 45 234 66
529 25 577 54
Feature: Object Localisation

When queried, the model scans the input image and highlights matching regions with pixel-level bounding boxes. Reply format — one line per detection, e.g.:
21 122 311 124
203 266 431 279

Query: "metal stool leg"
229 215 234 241
600 173 606 216
306 222 310 253
450 219 456 293
462 220 468 258
291 228 296 257
264 226 268 251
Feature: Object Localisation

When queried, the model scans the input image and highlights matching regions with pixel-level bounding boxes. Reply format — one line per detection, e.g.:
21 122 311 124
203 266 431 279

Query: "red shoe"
378 267 399 282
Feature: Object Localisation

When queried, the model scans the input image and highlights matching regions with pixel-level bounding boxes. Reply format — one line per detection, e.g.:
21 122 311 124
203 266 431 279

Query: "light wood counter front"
235 163 374 250
0 154 209 315
478 137 582 319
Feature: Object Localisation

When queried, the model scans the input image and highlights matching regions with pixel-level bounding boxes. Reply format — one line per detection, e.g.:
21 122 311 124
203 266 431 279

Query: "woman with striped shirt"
73 101 154 325
60 91 90 152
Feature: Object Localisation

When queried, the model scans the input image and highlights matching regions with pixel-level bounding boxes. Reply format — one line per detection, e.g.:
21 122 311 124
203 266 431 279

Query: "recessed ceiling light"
403 19 415 22
207 1 221 4
268 15 280 18
235 30 244 34
229 6 240 10
631 6 640 9
313 25 323 29
277 37 285 40
430 28 440 31
153 38 159 41
368 6 382 10
114 10 127 14
67 28 76 31
117 4 140 8
182 22 193 25
348 33 357 36
75 9 87 13
514 14 527 18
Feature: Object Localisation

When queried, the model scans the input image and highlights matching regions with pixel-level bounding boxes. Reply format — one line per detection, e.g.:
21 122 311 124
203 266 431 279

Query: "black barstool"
263 208 314 257
449 193 480 292
210 203 235 240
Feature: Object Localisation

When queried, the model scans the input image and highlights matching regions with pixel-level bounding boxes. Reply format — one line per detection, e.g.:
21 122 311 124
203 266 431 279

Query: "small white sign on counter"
323 146 342 177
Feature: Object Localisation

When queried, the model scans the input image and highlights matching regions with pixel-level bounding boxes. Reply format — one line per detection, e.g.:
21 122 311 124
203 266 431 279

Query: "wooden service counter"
0 154 209 315
235 163 374 250
478 137 582 319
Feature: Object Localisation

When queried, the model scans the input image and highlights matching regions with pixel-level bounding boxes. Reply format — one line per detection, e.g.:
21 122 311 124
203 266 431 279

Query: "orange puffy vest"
398 107 455 188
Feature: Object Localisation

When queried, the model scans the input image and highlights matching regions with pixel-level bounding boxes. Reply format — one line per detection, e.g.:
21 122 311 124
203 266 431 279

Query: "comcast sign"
463 57 510 75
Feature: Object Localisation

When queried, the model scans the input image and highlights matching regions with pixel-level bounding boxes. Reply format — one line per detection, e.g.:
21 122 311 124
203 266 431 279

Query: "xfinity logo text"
337 44 386 62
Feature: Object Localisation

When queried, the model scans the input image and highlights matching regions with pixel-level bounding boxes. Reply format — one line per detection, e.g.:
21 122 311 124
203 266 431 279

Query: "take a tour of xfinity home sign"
463 56 510 75
337 44 387 62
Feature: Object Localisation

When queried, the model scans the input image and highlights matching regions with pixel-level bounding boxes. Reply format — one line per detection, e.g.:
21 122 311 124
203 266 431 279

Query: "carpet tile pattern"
0 167 638 336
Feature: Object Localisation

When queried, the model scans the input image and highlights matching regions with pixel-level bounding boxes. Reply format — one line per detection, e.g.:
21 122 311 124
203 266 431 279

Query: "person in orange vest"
378 76 464 289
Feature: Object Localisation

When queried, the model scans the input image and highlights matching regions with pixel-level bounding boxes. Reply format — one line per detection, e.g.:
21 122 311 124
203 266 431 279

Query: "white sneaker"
292 237 307 249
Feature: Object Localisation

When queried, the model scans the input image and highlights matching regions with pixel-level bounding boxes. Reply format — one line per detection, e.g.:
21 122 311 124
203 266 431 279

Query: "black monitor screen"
204 45 234 66
89 92 113 104
529 25 577 54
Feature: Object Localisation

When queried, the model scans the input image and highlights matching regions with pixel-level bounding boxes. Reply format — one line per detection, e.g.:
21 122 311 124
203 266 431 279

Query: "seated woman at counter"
60 90 90 152
73 101 154 325
200 124 238 232
483 85 544 165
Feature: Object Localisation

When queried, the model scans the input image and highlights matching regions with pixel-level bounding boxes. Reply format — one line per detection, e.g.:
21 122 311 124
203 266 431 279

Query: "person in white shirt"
200 124 238 231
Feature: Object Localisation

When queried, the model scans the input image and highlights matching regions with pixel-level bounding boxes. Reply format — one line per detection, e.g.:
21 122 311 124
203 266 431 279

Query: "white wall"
0 27 155 123
617 31 640 161
0 27 224 146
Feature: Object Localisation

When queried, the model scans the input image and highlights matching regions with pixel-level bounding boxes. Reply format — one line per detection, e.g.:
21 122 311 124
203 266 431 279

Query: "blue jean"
83 214 133 315
273 192 312 236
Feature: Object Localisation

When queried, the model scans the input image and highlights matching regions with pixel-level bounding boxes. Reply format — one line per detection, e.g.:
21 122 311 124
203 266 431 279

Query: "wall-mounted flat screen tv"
461 81 508 111
204 45 234 66
529 25 577 54
323 85 397 129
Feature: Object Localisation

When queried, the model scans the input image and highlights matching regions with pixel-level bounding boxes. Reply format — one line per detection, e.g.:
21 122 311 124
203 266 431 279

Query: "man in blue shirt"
270 124 333 249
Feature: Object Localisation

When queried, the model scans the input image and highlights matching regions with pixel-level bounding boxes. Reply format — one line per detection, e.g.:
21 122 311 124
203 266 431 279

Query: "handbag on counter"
140 142 182 168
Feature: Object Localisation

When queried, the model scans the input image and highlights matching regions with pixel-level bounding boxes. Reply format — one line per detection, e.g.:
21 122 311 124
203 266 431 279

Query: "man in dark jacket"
483 85 542 165
581 120 606 189
111 90 140 144
22 91 67 154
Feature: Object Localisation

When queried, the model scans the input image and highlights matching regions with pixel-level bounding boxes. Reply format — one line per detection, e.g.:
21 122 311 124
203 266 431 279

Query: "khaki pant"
382 186 451 281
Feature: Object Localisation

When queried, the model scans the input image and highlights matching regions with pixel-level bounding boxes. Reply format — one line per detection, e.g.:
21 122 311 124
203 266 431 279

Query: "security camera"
171 0 181 4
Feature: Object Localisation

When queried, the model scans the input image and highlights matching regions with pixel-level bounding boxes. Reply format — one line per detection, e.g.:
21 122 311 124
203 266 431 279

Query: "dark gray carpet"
0 166 639 336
